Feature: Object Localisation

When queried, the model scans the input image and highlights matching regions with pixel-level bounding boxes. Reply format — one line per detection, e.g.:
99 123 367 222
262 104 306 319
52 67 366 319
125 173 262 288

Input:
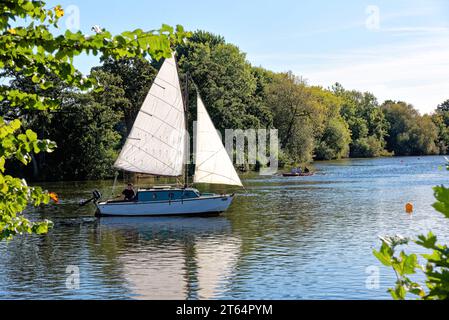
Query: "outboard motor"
92 190 102 203
79 190 102 207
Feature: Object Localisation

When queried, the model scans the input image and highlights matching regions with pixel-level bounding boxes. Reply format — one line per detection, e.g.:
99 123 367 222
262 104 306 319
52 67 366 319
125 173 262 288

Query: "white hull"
95 194 234 216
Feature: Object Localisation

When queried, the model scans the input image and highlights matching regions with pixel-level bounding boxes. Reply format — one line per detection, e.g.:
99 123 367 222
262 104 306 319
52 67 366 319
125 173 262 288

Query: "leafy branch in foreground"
374 170 449 299
0 0 190 240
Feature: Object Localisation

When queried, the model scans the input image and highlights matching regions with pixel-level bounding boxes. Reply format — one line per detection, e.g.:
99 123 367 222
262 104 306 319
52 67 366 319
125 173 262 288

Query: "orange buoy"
405 203 413 214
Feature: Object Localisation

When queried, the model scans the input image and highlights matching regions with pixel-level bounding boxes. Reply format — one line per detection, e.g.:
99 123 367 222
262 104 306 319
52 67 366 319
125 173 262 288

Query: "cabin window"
183 191 199 199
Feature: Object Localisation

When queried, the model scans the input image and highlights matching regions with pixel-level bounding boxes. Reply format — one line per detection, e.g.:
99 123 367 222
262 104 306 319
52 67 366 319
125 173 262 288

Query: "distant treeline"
2 31 449 181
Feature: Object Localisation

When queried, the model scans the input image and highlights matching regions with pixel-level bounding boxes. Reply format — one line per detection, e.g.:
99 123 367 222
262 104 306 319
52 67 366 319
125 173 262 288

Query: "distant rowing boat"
282 172 314 177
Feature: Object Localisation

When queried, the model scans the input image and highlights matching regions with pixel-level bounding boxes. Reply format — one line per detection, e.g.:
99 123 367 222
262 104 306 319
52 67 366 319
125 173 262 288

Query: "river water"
1 156 449 299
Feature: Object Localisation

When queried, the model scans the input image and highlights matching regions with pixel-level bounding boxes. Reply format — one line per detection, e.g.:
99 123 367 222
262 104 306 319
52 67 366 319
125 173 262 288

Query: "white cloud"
304 37 449 113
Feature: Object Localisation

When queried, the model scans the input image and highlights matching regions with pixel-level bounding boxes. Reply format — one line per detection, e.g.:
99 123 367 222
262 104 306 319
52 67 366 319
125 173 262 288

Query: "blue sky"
47 0 449 113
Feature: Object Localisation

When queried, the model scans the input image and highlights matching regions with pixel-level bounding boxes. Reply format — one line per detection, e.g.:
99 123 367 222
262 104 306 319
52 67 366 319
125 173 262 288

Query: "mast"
184 71 189 188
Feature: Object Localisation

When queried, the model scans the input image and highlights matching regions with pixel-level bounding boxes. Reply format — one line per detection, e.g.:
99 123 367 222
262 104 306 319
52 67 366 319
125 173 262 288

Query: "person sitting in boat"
291 167 302 174
122 183 135 201
304 167 310 173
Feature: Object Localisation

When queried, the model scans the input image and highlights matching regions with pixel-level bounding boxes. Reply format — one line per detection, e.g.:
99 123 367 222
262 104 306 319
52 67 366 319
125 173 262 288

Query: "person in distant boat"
291 167 302 174
304 167 310 173
122 183 135 201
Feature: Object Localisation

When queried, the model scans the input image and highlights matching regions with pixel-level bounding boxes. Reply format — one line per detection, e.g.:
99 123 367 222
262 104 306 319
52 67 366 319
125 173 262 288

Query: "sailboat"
93 53 243 216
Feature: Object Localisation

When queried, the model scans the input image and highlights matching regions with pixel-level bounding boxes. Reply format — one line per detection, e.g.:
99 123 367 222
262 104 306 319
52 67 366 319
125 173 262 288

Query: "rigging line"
188 74 199 92
109 171 119 199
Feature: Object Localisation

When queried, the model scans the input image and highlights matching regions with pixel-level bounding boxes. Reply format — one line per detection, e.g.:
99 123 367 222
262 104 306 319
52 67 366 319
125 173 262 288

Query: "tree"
0 0 189 240
333 83 389 157
410 115 439 155
265 72 316 164
315 117 351 160
40 92 122 180
432 100 449 154
264 73 352 163
350 136 386 158
381 101 439 156
437 99 449 113
308 86 350 160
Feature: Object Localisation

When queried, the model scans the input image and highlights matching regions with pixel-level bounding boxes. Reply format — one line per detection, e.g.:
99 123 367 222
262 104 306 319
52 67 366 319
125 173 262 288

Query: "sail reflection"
97 216 241 299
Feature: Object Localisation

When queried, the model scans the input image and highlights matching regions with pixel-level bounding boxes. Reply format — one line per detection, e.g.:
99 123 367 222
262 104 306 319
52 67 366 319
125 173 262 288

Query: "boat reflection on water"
96 216 241 299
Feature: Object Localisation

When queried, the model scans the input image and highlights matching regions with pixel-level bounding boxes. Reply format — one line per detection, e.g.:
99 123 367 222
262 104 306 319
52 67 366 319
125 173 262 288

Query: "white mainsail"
114 53 185 176
194 95 243 186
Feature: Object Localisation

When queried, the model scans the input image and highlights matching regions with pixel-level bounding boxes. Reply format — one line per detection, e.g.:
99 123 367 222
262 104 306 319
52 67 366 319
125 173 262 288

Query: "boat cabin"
135 187 200 202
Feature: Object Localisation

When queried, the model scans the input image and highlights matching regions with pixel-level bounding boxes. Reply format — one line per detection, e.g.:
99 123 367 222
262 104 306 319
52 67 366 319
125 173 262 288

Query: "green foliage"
432 185 449 219
0 0 189 240
432 104 449 154
373 162 449 300
372 235 425 299
0 116 54 240
265 75 351 163
264 72 315 163
315 117 351 160
437 100 449 113
309 86 351 160
334 83 389 158
31 93 122 180
185 30 225 47
382 101 439 156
